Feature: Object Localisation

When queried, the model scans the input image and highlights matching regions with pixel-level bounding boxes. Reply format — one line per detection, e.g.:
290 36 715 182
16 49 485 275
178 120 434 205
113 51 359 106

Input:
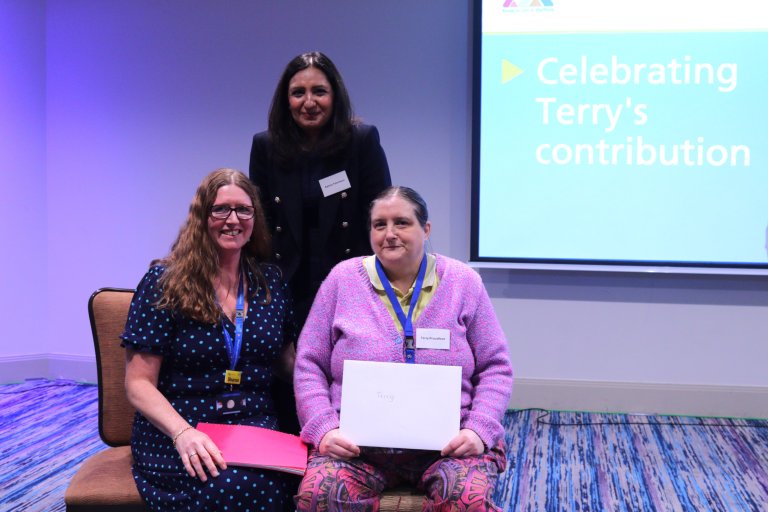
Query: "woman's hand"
174 427 227 482
125 350 226 481
441 428 485 458
318 428 360 459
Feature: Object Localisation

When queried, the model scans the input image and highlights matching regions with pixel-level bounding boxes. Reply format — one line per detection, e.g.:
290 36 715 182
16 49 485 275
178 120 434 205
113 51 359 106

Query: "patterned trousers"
295 443 506 512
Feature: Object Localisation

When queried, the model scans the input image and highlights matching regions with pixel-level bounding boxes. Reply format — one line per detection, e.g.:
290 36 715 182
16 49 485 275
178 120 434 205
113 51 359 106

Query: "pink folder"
196 422 308 475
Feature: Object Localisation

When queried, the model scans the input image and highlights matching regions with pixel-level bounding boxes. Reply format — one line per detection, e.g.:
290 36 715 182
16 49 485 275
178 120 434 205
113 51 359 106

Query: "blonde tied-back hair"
155 168 272 324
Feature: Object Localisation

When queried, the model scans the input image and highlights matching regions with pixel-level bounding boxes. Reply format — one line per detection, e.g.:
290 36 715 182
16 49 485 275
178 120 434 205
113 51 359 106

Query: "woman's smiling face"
287 66 334 138
207 185 254 256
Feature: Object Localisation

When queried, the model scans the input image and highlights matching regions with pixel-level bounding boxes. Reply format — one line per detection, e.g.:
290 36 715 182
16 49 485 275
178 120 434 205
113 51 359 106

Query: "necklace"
215 271 241 320
218 279 237 301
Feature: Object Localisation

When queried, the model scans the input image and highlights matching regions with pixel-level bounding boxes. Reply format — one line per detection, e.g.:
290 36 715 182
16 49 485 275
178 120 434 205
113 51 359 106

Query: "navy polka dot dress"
121 264 298 512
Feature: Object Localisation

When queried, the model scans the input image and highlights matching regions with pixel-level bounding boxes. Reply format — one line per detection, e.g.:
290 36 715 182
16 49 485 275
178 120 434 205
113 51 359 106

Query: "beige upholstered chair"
65 288 424 511
65 288 147 511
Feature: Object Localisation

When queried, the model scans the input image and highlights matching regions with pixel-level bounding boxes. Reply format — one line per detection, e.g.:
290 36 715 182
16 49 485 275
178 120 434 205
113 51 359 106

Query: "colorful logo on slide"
503 0 554 8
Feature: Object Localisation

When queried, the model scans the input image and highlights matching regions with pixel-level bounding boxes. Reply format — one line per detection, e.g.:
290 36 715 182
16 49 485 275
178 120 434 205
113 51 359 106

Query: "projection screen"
471 0 768 274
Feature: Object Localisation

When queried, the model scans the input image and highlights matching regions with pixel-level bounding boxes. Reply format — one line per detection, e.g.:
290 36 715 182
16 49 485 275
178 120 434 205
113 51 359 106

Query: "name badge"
416 328 450 350
215 390 246 416
224 370 242 385
319 170 351 197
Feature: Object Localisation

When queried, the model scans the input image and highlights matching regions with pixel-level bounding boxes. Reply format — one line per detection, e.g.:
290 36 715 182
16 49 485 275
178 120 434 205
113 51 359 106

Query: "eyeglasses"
210 205 255 220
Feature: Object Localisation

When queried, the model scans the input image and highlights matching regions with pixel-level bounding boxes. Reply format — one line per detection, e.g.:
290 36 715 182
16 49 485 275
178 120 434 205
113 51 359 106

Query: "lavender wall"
2 1 766 414
0 1 47 356
43 0 472 356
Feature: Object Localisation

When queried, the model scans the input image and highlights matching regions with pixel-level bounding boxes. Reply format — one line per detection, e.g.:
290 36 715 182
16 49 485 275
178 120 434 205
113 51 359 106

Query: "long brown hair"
268 51 356 166
155 168 272 324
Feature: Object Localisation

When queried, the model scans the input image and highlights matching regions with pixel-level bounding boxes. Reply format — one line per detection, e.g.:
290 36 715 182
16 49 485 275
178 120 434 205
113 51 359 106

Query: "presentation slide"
473 0 768 271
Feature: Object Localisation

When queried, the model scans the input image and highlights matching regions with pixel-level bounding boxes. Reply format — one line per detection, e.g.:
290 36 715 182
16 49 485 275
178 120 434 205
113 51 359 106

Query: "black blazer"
249 124 391 318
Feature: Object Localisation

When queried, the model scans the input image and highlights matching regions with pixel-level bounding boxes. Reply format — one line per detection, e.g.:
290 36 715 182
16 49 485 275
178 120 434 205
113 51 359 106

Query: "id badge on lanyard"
217 270 246 416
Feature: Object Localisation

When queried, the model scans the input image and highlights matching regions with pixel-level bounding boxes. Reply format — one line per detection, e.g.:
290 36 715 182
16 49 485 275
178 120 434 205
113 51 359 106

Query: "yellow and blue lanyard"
220 271 245 384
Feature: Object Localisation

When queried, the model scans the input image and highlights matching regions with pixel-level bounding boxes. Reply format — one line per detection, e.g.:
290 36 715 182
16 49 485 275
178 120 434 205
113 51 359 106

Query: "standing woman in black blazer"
249 51 391 432
250 51 391 326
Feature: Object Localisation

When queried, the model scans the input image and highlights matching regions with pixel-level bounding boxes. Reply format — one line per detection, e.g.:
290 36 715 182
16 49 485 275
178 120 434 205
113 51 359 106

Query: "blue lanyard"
221 271 245 371
375 254 427 364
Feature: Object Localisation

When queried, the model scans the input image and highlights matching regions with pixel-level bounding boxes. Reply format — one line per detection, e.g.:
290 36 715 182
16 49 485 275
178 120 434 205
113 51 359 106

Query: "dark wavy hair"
267 51 356 166
368 186 430 229
156 168 272 324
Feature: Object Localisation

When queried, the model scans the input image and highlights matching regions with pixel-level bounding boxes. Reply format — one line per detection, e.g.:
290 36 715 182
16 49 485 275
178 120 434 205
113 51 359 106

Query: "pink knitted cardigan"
294 254 513 449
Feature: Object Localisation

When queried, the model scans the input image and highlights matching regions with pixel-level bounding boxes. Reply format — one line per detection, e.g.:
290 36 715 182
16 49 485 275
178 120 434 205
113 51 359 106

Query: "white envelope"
339 360 461 451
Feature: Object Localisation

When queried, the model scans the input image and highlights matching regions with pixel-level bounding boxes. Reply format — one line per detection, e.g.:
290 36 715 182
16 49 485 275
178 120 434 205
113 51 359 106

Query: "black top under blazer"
249 124 391 322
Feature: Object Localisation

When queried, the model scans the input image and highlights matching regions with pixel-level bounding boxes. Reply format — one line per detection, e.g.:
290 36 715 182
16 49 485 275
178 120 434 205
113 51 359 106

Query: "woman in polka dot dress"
121 168 298 511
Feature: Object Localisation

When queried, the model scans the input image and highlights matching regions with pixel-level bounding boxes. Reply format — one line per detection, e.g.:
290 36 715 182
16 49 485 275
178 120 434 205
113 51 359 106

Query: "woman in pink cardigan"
293 186 513 511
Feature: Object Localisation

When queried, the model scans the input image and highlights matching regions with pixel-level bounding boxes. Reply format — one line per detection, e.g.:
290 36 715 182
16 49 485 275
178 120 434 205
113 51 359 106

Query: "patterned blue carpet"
0 380 106 512
2 379 767 511
494 409 768 511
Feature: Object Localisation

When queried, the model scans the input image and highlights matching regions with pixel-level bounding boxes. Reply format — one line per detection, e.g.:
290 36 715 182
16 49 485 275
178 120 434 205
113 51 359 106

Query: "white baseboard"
0 354 97 384
1 357 766 418
510 377 768 419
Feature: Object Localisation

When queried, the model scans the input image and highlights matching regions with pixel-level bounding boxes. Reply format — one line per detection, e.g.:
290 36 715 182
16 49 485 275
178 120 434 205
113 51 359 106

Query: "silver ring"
189 451 198 458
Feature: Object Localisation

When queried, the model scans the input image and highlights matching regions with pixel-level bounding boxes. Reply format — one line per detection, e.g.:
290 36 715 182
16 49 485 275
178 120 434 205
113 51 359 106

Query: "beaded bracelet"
172 425 194 447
